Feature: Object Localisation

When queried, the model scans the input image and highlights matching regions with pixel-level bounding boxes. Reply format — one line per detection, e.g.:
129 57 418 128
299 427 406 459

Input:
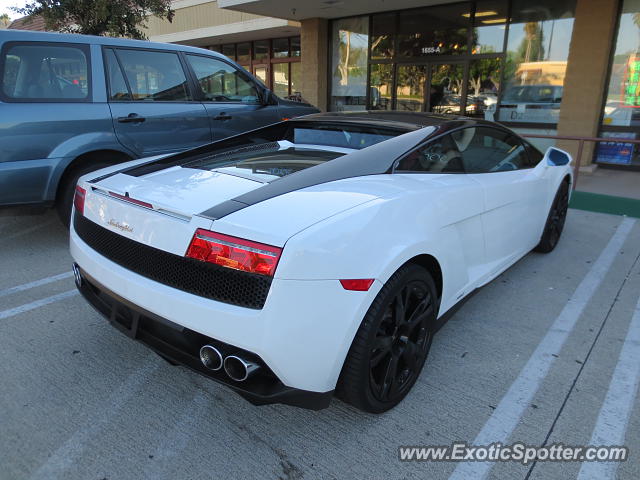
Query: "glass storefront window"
330 16 369 111
253 40 269 61
429 63 465 113
396 65 427 111
371 13 395 60
237 43 251 63
467 57 502 117
291 61 301 95
598 0 640 167
273 38 289 58
369 64 394 110
498 0 576 124
471 0 507 54
397 4 471 57
272 63 289 97
221 44 235 61
291 37 301 57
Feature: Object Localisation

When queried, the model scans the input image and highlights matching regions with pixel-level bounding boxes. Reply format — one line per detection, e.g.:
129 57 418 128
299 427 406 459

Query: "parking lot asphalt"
1 207 639 480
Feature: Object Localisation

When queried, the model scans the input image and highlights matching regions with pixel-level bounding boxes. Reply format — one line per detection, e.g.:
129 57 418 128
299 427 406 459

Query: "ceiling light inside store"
481 18 507 23
462 10 498 17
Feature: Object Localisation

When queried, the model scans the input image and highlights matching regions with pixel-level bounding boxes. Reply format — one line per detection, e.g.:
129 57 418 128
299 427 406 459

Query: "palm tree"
0 13 11 28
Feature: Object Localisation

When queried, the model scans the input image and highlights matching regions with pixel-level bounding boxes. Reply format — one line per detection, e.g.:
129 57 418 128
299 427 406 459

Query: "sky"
0 0 27 19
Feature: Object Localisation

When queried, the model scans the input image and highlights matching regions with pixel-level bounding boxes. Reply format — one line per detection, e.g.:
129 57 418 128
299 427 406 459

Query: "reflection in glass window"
290 37 301 57
398 4 470 57
369 64 393 110
116 49 190 101
1 43 89 100
371 13 395 59
602 0 640 127
396 65 427 112
291 61 301 95
237 43 250 63
429 63 464 113
272 63 289 97
598 0 640 167
330 16 369 111
467 57 502 117
253 40 269 61
272 38 289 58
221 44 235 60
471 0 507 54
498 0 576 124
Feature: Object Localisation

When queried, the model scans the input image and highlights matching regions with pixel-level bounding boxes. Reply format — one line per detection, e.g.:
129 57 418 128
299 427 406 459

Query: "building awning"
149 17 300 47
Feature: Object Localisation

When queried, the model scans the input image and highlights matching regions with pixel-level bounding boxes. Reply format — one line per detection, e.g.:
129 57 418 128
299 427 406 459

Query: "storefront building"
149 0 640 172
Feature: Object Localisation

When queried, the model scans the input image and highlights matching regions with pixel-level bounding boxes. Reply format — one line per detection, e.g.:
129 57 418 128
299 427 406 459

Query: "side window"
114 49 191 101
451 127 530 173
186 54 260 103
104 49 130 100
1 42 89 101
396 134 465 173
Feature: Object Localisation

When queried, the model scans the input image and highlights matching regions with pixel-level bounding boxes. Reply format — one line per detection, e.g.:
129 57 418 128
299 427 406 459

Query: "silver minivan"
0 30 318 224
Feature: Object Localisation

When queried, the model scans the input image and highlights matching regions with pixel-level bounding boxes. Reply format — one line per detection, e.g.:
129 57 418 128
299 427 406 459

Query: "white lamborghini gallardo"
70 112 572 412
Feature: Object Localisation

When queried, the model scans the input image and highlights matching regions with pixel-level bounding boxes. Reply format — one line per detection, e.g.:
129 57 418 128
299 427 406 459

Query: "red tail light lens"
340 279 375 291
73 186 86 215
186 229 282 277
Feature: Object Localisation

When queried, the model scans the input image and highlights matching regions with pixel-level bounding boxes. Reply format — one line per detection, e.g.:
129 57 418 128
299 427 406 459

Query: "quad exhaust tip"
199 345 223 371
224 355 260 382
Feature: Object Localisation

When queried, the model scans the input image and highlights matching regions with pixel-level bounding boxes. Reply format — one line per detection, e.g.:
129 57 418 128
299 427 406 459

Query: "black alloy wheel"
535 180 570 253
338 264 438 413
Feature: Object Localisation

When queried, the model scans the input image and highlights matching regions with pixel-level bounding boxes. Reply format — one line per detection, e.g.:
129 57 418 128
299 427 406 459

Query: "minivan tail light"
186 229 282 277
73 186 86 215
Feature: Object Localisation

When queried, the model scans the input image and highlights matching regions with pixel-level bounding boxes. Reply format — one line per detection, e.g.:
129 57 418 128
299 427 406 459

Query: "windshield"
183 141 346 182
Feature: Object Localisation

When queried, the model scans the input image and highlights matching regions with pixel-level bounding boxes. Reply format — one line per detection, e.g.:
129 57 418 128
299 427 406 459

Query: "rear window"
184 142 344 182
1 42 90 101
285 124 398 150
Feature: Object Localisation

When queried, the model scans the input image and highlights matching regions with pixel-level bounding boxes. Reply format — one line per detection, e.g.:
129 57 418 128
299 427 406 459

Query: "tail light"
73 186 86 215
186 229 282 277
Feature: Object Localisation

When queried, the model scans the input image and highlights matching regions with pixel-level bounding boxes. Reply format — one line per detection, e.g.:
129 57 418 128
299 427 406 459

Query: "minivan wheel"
337 264 438 413
56 160 112 227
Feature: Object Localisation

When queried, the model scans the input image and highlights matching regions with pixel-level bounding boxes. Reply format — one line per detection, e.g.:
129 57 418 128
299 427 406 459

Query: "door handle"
117 113 146 123
213 114 232 121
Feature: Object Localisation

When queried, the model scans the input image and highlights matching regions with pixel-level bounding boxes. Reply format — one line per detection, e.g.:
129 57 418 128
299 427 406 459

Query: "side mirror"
545 147 571 166
260 88 278 106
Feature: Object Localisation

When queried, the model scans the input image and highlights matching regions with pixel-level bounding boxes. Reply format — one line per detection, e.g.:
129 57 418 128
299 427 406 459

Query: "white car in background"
70 112 572 412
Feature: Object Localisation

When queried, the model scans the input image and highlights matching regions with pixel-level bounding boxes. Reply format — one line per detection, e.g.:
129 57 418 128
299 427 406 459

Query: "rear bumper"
75 265 333 410
70 214 382 395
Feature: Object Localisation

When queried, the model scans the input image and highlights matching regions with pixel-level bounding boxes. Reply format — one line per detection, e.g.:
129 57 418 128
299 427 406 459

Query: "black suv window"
110 48 191 101
1 42 89 101
451 127 531 172
186 54 260 103
396 134 465 173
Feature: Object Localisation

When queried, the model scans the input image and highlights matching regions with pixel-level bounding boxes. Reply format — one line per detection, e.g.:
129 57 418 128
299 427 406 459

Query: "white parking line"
0 272 74 298
0 290 78 320
577 291 640 480
29 362 160 480
449 217 637 480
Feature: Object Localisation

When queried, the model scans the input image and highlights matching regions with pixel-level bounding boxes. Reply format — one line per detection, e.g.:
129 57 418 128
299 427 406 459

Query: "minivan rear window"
1 43 89 101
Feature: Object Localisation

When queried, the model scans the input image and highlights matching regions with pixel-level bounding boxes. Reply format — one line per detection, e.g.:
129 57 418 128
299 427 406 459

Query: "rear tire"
56 158 117 227
337 264 438 413
534 180 570 253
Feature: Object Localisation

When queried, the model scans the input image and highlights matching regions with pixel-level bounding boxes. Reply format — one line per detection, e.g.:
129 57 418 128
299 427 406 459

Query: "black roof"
298 111 465 130
296 111 504 133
